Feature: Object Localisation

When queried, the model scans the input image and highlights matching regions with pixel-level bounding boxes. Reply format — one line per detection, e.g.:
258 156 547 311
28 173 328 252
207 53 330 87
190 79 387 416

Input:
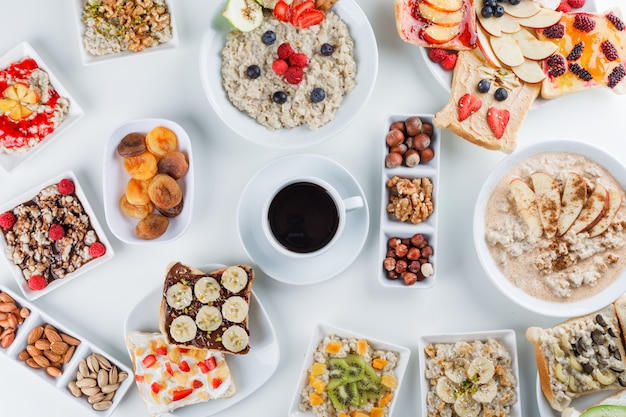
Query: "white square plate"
0 41 84 172
0 171 114 300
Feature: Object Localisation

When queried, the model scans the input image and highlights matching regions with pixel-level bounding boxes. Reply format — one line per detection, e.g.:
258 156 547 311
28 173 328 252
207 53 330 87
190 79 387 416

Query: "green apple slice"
222 0 264 32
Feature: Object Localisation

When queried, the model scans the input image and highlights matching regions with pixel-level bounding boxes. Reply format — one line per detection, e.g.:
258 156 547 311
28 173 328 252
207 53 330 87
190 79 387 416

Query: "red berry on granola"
48 224 65 241
88 242 106 258
272 59 289 75
0 211 15 229
58 178 75 195
277 43 294 60
28 275 47 291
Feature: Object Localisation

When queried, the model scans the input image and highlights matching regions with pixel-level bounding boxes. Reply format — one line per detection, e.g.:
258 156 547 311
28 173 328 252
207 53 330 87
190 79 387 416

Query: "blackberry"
573 14 596 32
601 40 619 61
547 55 566 77
608 64 625 89
567 42 584 61
262 30 276 45
606 12 625 31
543 23 565 39
569 62 593 81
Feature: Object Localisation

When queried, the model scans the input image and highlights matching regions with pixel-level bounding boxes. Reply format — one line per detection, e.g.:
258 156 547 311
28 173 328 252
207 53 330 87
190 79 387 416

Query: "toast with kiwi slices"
159 262 255 354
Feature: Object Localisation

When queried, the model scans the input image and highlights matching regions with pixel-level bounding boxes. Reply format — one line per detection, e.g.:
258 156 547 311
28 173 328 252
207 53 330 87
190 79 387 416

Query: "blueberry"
477 79 491 93
310 88 326 103
246 65 261 79
273 91 287 104
484 0 496 7
508 0 521 4
493 4 505 16
481 6 493 18
262 30 276 45
494 87 508 101
320 43 335 56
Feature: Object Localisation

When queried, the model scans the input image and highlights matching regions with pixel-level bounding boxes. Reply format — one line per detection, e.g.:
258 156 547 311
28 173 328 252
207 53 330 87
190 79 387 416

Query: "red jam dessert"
0 57 70 153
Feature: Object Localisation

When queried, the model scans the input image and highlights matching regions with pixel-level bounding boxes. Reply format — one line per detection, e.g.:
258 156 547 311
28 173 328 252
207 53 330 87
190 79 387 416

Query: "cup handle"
343 196 364 212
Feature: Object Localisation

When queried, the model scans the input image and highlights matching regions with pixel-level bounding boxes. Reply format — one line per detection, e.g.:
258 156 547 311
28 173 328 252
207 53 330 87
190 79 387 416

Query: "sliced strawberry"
289 0 316 26
274 0 290 22
296 9 325 29
165 362 174 376
212 378 223 389
198 361 209 374
155 346 167 356
205 356 217 372
457 93 482 122
135 374 144 382
486 107 510 139
179 360 190 372
142 354 157 368
192 379 204 389
172 388 193 401
178 347 189 353
151 382 161 394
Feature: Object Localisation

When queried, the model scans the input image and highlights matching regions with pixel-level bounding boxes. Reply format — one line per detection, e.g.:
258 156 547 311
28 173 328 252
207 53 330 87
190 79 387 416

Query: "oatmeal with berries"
221 10 356 131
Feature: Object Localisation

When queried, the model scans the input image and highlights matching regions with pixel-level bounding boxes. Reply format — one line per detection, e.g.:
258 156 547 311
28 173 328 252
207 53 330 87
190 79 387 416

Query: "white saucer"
237 154 369 285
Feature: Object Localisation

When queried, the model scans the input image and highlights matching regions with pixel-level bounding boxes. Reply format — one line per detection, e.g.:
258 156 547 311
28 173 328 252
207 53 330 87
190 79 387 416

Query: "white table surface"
0 1 624 416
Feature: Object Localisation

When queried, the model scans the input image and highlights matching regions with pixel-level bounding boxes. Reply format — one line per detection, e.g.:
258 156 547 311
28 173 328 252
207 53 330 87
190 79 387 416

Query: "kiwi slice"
328 382 360 411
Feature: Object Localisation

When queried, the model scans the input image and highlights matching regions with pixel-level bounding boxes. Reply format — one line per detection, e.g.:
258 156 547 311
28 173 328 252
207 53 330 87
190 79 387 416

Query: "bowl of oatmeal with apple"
474 140 626 317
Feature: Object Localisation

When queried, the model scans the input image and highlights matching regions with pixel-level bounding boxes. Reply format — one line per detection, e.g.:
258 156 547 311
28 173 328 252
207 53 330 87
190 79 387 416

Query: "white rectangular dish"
0 171 114 300
74 0 179 65
0 41 84 173
418 329 522 417
379 114 439 288
0 285 133 417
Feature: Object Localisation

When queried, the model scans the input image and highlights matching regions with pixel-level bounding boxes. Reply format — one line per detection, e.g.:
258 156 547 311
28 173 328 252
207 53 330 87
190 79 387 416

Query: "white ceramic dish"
473 140 626 317
0 41 84 173
0 285 133 417
237 154 369 285
418 329 522 417
123 263 280 417
379 114 440 288
288 323 410 417
199 0 378 148
102 118 194 245
73 0 179 65
0 171 114 301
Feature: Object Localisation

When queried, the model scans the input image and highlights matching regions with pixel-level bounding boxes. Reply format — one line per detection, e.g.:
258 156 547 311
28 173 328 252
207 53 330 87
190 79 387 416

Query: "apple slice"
587 189 622 237
476 24 502 67
510 178 544 237
490 34 525 67
0 98 17 113
517 8 563 29
512 59 546 83
531 172 561 239
512 28 558 60
557 172 587 236
499 13 521 33
477 12 502 37
419 2 464 27
569 182 610 234
502 0 540 18
423 23 461 44
424 0 463 13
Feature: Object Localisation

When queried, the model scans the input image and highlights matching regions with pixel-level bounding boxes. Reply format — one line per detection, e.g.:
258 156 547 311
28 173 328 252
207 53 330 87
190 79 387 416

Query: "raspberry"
88 242 106 258
288 52 308 68
601 40 619 61
573 13 596 32
272 59 288 75
283 66 304 84
569 62 593 81
608 64 626 89
567 42 584 61
28 275 47 291
277 43 294 60
547 55 567 77
48 224 65 241
568 0 585 8
606 12 625 31
58 178 75 195
543 23 565 39
556 1 571 12
427 48 447 63
440 53 457 71
0 211 16 229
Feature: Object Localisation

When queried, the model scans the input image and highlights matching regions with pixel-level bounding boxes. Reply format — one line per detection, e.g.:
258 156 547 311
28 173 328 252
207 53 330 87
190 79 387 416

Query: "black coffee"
268 182 340 254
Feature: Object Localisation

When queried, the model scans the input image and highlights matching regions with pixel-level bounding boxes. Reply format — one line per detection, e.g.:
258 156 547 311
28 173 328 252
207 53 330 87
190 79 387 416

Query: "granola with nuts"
386 176 434 224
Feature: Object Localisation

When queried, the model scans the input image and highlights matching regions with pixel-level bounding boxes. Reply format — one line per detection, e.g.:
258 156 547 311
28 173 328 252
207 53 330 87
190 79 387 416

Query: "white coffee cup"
262 176 364 258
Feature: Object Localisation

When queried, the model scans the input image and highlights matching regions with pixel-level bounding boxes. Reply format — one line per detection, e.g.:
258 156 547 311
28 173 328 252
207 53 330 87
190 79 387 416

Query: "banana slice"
169 315 197 343
472 379 498 403
445 358 469 384
194 276 221 303
222 325 249 353
435 377 457 403
166 283 193 310
221 266 248 294
195 305 222 332
454 393 481 417
467 357 495 384
222 296 249 323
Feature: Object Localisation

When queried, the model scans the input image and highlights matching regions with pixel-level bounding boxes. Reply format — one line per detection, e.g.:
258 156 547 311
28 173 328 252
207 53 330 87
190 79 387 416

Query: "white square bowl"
288 323 410 417
0 41 84 172
73 0 179 65
0 171 114 300
418 329 522 417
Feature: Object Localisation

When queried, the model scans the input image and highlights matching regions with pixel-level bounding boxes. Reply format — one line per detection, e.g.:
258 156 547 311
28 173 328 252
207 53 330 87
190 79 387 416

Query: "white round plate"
237 154 369 284
102 118 194 245
473 140 626 317
199 0 378 148
123 263 280 417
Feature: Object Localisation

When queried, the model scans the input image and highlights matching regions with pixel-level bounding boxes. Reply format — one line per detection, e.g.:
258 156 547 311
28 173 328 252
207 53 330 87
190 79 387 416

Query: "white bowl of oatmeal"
474 140 626 317
200 0 378 148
